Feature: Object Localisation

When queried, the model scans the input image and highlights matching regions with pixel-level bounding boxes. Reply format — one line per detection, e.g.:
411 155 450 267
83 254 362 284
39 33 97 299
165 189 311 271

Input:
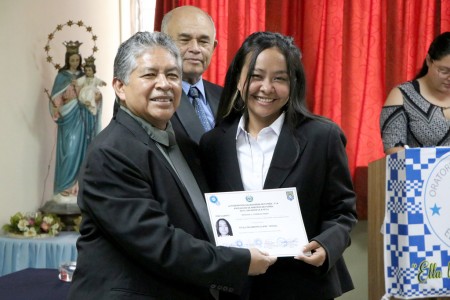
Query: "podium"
368 148 450 300
368 156 386 300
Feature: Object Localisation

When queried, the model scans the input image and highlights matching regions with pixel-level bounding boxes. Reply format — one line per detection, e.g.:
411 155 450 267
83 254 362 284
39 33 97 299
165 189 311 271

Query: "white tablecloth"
0 232 78 276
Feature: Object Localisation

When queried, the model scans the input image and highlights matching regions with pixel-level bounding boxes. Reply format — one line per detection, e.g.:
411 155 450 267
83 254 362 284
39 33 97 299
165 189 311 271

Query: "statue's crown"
63 41 82 54
84 56 96 66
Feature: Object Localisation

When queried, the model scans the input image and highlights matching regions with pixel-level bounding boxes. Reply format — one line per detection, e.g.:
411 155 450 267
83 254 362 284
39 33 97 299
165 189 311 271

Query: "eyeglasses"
432 61 450 78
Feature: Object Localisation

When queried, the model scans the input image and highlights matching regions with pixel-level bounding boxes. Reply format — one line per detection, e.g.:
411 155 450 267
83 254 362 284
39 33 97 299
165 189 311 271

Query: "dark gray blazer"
200 116 357 300
171 80 222 144
68 109 249 300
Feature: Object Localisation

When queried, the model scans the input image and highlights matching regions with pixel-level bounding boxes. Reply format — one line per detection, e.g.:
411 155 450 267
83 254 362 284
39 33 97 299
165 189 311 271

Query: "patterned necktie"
188 86 212 131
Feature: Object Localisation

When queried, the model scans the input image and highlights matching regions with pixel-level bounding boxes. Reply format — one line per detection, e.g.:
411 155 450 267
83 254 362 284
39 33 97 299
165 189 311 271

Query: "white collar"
236 112 286 139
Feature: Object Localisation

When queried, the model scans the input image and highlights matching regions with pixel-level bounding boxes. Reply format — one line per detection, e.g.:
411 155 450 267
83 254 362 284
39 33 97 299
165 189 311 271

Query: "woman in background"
200 32 357 300
380 32 450 155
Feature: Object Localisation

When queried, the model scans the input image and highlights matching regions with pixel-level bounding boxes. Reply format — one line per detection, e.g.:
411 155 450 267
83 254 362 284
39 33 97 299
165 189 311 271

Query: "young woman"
200 32 357 300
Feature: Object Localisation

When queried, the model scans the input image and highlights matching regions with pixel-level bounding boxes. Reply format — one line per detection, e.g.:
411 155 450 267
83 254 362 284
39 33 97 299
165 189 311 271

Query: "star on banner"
430 203 441 216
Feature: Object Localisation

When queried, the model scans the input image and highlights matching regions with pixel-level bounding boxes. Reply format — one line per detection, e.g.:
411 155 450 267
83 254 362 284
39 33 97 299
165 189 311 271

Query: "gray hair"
161 6 216 39
113 31 182 84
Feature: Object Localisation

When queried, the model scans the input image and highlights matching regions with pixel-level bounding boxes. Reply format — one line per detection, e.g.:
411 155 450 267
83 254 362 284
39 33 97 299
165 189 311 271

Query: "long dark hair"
217 31 319 128
414 32 450 80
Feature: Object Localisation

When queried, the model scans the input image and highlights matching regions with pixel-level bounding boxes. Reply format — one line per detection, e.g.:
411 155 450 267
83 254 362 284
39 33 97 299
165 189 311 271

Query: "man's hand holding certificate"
205 187 309 257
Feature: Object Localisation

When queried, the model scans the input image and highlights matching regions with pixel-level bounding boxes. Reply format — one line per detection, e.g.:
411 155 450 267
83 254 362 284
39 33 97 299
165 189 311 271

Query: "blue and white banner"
384 147 450 299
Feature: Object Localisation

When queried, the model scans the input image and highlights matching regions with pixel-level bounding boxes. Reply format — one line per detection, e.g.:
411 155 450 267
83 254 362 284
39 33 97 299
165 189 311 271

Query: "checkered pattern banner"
384 147 450 299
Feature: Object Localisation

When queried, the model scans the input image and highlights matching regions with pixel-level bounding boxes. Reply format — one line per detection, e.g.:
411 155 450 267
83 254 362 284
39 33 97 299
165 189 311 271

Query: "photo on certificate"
205 187 309 257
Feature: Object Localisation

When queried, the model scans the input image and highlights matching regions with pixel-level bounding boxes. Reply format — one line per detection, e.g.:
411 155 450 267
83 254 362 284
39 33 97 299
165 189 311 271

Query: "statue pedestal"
40 199 80 232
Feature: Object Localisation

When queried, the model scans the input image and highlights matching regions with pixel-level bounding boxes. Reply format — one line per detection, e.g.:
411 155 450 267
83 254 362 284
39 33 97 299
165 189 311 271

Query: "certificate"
205 187 309 257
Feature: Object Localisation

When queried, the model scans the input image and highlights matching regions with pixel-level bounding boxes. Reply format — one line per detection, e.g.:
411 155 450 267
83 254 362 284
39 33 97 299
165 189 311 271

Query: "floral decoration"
73 215 82 232
2 212 64 238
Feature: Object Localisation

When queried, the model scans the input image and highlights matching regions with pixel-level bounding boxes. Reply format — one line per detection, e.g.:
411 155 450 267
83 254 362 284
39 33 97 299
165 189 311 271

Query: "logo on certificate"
286 191 294 201
245 195 253 202
209 195 219 205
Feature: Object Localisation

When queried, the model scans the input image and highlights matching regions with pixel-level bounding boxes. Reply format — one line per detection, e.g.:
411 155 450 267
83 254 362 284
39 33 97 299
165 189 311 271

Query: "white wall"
0 0 120 226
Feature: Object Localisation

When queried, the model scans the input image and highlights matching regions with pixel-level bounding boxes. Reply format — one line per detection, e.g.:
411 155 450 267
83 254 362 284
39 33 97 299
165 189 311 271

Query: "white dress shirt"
235 112 285 190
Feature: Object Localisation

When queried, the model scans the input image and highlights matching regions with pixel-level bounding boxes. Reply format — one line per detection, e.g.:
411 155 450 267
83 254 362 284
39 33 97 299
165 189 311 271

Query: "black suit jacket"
200 116 357 300
68 110 250 300
171 80 222 144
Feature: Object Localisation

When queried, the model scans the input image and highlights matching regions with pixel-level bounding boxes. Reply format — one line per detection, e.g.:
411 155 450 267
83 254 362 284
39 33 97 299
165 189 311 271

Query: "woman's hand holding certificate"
295 240 326 267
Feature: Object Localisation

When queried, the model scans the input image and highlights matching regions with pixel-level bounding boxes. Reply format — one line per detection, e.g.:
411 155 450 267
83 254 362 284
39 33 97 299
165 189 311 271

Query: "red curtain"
154 0 450 219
